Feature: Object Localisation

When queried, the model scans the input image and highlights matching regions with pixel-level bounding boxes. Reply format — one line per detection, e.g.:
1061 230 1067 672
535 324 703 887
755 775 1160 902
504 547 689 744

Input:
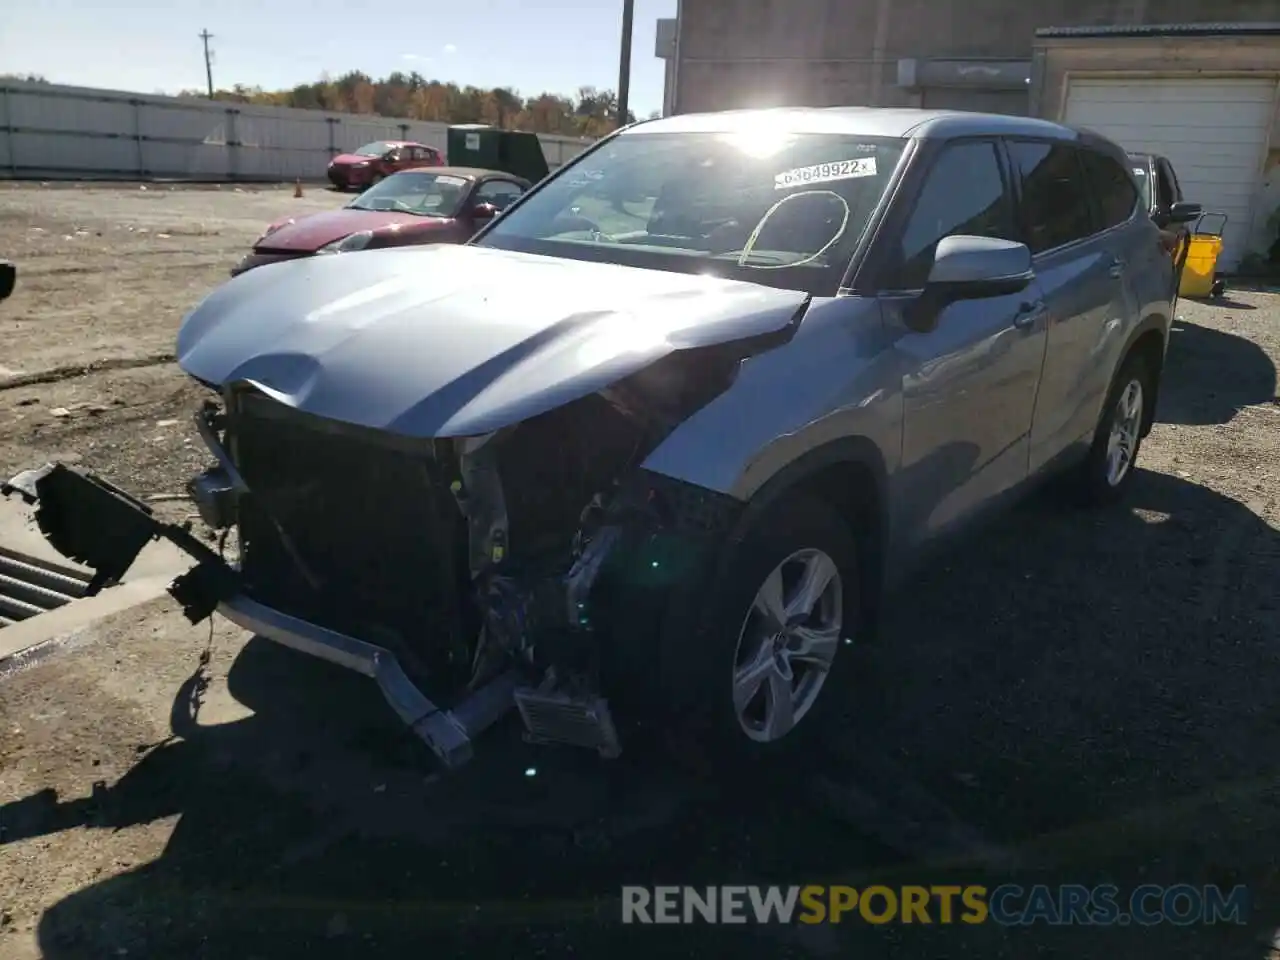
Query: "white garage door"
1063 77 1276 270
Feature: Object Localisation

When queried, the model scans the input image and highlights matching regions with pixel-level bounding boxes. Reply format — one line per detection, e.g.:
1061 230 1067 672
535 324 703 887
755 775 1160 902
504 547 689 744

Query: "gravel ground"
1 184 1280 959
0 181 341 378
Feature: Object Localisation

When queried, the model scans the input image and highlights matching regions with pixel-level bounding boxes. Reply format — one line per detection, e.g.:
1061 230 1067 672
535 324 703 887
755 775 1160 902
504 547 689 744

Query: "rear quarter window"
1081 149 1139 230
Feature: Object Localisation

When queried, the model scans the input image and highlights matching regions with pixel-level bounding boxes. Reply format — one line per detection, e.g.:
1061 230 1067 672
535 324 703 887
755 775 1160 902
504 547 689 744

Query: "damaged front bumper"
1 463 556 769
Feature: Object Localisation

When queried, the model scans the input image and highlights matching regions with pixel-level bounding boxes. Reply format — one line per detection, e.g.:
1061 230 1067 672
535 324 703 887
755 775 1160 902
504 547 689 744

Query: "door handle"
1012 299 1045 330
1109 259 1126 279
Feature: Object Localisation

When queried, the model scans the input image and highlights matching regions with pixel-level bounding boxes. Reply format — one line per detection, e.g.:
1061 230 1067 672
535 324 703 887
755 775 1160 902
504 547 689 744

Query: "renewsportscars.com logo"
621 884 1250 926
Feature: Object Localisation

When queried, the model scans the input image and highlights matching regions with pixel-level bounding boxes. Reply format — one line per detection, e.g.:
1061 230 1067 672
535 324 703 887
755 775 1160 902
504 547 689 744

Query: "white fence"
0 79 595 182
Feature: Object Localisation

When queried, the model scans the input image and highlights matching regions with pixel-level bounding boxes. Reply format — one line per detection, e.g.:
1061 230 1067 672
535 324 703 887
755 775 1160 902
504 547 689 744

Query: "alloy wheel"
730 548 844 743
1105 378 1144 487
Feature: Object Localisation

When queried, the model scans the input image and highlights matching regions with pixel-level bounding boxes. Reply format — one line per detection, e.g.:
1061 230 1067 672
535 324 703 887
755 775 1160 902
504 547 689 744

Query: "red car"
327 139 443 191
232 167 529 276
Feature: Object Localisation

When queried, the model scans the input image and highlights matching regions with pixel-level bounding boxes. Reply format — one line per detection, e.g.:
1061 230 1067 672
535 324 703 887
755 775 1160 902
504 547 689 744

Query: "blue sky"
1 0 678 114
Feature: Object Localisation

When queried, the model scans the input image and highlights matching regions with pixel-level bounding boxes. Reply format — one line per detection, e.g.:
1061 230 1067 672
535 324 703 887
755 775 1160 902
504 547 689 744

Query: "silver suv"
7 108 1176 771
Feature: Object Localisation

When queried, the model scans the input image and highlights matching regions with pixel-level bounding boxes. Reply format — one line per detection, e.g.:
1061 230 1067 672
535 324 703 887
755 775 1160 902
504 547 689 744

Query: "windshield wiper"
711 250 806 267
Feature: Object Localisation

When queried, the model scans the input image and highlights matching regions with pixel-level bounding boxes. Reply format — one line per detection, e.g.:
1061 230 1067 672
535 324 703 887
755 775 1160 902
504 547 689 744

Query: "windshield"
476 130 908 292
1131 163 1152 209
347 171 471 217
355 141 394 157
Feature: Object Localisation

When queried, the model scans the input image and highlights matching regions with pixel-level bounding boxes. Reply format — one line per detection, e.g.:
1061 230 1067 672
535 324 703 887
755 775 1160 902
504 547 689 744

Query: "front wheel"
1076 353 1152 505
660 495 863 770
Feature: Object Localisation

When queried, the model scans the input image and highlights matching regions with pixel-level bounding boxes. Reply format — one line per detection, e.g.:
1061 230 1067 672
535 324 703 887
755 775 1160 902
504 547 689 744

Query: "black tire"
658 494 864 773
1076 352 1154 505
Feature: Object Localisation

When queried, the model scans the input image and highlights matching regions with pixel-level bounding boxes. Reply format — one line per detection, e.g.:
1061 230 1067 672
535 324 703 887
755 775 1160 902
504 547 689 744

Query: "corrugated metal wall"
0 79 594 181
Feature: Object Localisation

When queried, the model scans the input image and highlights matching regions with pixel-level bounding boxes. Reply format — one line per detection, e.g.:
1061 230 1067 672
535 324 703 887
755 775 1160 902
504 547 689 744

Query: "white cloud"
442 43 457 55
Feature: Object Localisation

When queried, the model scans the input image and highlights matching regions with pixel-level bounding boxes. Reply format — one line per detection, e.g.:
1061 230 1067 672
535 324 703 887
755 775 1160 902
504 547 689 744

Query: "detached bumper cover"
0 463 516 768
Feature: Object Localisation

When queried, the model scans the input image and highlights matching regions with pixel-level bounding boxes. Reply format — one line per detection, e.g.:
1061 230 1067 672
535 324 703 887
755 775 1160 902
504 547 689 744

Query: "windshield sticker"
1131 167 1147 176
434 175 467 187
775 157 876 190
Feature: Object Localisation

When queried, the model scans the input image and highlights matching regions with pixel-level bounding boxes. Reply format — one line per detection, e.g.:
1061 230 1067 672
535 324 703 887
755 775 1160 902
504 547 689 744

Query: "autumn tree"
180 70 637 136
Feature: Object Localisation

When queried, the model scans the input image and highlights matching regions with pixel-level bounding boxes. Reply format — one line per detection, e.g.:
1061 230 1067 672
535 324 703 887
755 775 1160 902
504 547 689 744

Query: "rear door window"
891 139 1017 289
1156 158 1181 205
1080 148 1139 230
1006 141 1095 254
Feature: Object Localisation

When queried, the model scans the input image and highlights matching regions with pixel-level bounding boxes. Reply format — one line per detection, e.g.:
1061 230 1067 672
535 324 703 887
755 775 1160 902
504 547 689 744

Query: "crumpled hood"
176 245 809 438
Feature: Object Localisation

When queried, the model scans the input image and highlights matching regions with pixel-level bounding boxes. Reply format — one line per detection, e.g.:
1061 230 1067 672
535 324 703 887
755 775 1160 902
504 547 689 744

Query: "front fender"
640 295 901 502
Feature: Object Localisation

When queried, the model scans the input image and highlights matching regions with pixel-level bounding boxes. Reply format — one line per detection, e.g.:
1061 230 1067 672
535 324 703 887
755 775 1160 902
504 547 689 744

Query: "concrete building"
653 4 1280 268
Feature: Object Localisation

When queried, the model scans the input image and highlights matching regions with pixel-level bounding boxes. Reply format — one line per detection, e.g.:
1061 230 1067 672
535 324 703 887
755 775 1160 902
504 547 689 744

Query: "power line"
199 29 215 98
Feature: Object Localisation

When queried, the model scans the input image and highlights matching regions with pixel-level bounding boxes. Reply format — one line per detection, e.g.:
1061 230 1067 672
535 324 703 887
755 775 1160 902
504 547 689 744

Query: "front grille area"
231 390 475 689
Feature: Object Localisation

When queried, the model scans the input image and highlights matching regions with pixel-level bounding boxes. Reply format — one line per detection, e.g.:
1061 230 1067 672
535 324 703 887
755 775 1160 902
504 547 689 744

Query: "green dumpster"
446 124 549 184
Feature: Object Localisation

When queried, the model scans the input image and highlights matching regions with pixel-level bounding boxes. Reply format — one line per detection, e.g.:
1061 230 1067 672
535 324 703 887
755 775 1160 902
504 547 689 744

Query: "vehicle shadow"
1157 315 1276 425
836 465 1280 954
6 464 1278 955
16 463 1280 959
1185 297 1256 311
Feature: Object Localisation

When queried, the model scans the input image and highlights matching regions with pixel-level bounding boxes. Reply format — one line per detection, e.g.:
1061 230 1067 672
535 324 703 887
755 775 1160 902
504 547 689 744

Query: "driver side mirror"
0 260 15 302
471 202 499 222
1165 200 1202 225
904 235 1033 333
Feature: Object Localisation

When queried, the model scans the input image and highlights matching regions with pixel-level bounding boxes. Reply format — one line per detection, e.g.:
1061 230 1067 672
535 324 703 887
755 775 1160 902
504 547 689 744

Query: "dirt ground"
2 183 1280 959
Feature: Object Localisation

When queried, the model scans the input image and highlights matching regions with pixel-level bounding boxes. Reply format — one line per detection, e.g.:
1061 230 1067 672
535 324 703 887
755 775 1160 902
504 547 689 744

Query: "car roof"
628 106 1083 142
388 165 529 184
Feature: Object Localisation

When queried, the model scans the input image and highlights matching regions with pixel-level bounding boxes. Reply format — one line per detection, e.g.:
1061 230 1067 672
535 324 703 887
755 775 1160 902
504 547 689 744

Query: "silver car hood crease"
176 245 810 438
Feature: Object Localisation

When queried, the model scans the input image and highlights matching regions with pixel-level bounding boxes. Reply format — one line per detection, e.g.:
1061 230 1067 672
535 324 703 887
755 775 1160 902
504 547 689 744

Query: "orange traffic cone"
294 178 303 199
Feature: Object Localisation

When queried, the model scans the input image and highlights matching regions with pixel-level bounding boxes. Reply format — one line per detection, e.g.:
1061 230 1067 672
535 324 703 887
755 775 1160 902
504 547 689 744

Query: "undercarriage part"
229 388 476 692
3 463 159 594
218 592 519 768
602 342 750 432
495 393 648 567
453 431 510 577
514 682 622 758
187 466 238 530
572 471 746 713
7 462 518 769
564 525 623 627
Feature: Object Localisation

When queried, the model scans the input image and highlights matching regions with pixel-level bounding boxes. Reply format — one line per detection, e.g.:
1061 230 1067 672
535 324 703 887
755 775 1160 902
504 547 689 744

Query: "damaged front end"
1 336 767 769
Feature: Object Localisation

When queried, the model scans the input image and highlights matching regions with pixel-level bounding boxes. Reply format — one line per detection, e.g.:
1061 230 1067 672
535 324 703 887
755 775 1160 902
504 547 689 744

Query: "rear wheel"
660 495 862 771
1076 353 1152 505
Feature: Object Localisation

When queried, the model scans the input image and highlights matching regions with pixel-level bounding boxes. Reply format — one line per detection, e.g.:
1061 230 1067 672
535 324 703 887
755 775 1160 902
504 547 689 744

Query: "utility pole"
616 0 634 129
199 29 215 98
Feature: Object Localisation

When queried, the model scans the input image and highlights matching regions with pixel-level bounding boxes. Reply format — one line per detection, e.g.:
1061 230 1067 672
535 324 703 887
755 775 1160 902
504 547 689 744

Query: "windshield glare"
355 141 394 157
476 130 907 292
348 171 470 217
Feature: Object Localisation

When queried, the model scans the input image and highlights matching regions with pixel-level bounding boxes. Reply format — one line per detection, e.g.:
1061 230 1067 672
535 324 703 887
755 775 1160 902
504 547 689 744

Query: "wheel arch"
1118 315 1168 436
729 437 889 622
